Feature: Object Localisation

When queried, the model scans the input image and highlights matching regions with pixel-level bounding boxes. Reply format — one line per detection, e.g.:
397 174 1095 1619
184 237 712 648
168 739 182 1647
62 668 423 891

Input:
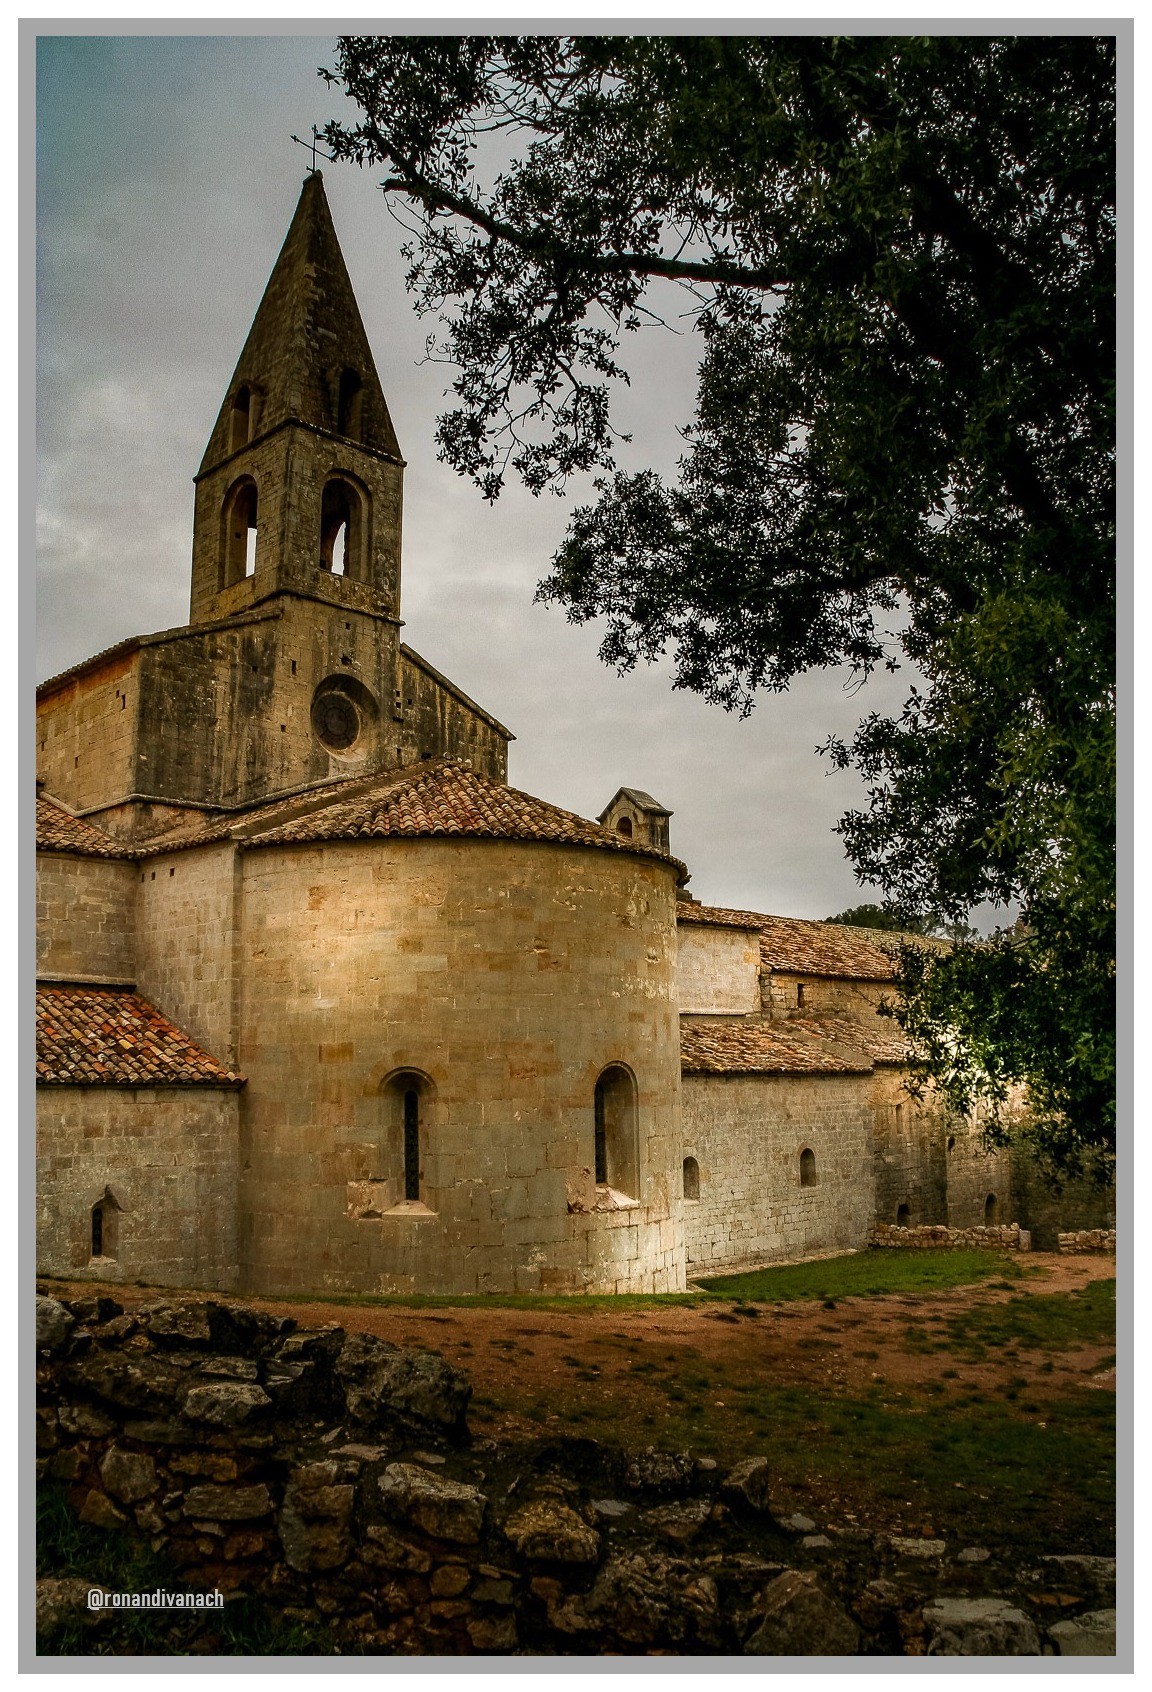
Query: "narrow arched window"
984 1192 999 1225
593 1065 639 1198
403 1088 420 1202
381 1070 433 1211
946 1134 956 1154
90 1190 119 1260
797 983 807 1008
896 1203 911 1228
319 475 369 580
616 816 633 838
222 476 258 586
338 368 364 439
800 1148 817 1188
894 1101 905 1132
683 1156 700 1200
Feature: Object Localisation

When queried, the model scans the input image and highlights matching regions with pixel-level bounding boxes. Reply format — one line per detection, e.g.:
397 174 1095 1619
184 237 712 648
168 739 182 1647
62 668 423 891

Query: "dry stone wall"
35 1292 1113 1658
870 1223 1030 1251
1057 1230 1116 1255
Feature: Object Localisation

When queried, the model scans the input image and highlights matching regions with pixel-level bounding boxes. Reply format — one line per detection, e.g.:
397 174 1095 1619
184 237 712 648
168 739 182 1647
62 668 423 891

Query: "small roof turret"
598 786 673 855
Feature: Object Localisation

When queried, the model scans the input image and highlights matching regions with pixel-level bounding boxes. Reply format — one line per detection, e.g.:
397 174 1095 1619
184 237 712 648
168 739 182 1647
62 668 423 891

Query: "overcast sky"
36 29 922 920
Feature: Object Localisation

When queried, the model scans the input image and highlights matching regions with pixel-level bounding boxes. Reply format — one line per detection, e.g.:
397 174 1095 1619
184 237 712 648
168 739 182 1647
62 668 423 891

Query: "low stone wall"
870 1223 1031 1252
1057 1230 1116 1255
36 1291 1111 1658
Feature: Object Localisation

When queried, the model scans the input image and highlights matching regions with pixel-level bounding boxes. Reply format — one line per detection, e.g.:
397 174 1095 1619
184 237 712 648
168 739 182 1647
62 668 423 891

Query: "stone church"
38 173 1068 1298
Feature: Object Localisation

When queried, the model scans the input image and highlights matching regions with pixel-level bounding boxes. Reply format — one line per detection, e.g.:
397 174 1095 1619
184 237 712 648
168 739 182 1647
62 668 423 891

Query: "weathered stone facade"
680 1074 874 1272
36 1089 240 1289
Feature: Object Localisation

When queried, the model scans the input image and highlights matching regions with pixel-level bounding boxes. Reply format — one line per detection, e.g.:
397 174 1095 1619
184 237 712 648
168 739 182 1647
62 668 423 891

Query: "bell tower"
189 172 405 624
37 170 512 837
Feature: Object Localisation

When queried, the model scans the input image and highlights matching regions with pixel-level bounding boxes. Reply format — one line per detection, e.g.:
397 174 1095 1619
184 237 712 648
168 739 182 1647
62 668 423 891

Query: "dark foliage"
321 35 1116 1171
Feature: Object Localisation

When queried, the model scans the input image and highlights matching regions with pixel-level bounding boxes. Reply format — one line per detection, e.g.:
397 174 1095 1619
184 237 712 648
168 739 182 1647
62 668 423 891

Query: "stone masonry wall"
397 649 510 784
1009 1152 1116 1253
869 1070 948 1228
37 854 138 984
135 844 240 1069
676 925 760 1016
36 651 139 817
945 1123 1015 1231
680 1074 874 1273
870 1223 1030 1251
235 837 684 1296
763 973 888 1020
36 1089 241 1289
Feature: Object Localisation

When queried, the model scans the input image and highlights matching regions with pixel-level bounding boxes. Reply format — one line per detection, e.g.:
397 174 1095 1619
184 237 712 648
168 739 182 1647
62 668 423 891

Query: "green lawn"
693 1248 1034 1303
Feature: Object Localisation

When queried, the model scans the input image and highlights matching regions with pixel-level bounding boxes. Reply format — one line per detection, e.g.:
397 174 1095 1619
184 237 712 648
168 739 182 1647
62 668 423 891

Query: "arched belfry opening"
594 1065 639 1199
337 368 364 440
319 475 369 580
221 476 259 586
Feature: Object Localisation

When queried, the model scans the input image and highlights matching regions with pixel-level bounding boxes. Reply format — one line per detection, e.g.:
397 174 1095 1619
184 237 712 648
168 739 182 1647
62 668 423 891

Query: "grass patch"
695 1249 1022 1303
933 1278 1115 1360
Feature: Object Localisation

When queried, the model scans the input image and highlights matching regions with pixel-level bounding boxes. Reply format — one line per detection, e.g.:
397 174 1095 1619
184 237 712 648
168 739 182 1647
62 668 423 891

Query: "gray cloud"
37 31 928 921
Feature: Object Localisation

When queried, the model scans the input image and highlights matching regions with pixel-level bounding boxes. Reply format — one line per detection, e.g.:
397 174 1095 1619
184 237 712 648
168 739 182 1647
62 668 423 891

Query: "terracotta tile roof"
133 775 370 857
679 1016 874 1077
36 794 130 859
36 985 244 1087
231 759 687 872
676 903 924 981
788 1012 915 1066
758 915 901 981
675 903 763 930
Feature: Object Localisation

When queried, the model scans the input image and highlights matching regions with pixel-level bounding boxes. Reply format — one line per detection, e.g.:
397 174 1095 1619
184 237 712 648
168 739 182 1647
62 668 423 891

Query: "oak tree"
322 34 1116 1174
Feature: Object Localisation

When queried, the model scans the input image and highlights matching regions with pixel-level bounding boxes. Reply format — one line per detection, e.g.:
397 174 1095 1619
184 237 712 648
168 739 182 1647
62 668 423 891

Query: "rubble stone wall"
35 1292 1114 1659
1057 1230 1116 1255
870 1223 1030 1251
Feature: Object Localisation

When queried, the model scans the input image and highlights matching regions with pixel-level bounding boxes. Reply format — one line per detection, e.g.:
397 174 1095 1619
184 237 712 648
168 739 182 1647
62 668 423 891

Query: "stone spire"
189 172 406 626
199 172 401 475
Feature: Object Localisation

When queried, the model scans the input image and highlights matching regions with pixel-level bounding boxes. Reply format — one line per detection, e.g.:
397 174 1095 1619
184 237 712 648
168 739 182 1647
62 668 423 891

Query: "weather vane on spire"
291 125 334 174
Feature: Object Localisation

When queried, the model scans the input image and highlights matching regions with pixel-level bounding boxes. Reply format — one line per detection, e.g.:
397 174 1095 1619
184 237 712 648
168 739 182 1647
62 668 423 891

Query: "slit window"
403 1088 420 1201
984 1192 999 1225
337 368 364 439
682 1156 700 1201
799 1148 817 1188
896 1203 911 1228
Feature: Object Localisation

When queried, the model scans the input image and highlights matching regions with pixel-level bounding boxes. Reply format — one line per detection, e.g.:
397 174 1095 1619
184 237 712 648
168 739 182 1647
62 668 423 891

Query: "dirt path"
43 1253 1114 1440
